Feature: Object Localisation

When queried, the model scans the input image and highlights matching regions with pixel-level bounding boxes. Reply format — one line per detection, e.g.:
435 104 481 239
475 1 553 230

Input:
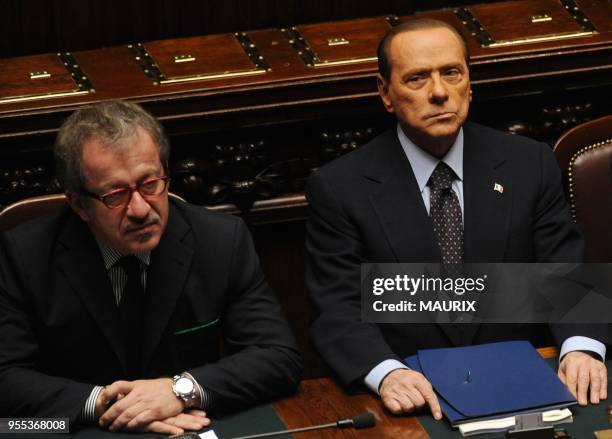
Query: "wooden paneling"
0 54 77 99
144 35 261 81
470 0 584 41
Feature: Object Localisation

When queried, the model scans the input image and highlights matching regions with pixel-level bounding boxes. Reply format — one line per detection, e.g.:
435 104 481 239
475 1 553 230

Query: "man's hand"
141 410 211 436
94 389 111 420
98 378 185 431
558 351 607 405
379 369 442 420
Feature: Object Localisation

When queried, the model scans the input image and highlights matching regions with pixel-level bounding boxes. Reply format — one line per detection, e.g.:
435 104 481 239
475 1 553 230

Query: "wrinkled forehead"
80 128 163 185
388 27 468 69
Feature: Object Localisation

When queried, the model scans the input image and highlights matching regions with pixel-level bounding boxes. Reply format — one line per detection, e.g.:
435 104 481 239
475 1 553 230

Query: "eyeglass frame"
79 176 170 209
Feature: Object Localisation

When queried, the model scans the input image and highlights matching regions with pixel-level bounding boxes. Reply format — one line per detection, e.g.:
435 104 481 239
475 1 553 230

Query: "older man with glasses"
0 101 302 435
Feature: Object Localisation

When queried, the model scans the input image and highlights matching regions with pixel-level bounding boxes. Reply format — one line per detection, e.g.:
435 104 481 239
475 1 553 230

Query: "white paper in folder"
458 408 572 436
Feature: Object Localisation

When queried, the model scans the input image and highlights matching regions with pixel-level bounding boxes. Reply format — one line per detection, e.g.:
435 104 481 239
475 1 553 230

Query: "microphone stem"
232 422 337 439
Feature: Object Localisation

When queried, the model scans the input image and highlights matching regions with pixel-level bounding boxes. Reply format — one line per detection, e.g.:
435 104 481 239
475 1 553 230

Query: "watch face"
175 377 194 395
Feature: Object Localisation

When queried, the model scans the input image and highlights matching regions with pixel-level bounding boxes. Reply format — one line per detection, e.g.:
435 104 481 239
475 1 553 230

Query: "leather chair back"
0 194 67 233
554 115 612 262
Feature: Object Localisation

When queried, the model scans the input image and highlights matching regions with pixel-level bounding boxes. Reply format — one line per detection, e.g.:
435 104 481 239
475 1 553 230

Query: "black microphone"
336 412 376 429
231 412 376 439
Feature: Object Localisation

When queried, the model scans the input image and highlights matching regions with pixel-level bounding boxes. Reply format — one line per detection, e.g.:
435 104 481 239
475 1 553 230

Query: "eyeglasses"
81 176 170 209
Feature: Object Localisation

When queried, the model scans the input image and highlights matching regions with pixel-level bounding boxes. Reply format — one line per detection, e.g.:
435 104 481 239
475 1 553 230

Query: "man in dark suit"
0 101 301 435
306 19 607 420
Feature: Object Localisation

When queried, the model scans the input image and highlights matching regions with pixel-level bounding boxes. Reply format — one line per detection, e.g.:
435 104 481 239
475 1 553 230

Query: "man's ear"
376 74 394 114
65 191 90 223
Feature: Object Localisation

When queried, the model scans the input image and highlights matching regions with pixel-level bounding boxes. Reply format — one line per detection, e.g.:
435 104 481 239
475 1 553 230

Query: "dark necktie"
428 162 466 328
427 162 464 265
117 256 144 379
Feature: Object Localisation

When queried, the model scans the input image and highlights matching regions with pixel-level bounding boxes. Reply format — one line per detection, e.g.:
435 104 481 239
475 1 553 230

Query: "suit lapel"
366 130 441 263
142 205 194 370
461 124 512 344
463 124 512 263
57 213 127 372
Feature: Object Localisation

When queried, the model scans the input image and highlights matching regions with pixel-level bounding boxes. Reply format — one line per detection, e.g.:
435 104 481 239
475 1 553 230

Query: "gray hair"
54 101 170 193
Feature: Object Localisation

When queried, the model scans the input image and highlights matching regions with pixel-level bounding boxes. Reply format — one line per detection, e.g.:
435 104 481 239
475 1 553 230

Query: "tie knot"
427 162 456 191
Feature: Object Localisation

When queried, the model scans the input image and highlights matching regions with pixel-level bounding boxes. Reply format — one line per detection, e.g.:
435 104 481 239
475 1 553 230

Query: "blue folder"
405 341 576 426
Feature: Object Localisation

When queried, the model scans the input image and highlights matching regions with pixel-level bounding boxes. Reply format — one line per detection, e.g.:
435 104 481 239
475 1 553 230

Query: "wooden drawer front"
132 33 270 85
0 53 92 104
457 0 597 47
283 16 397 68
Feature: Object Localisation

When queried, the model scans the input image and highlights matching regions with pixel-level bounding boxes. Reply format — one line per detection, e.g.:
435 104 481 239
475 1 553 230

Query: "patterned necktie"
117 256 144 379
427 162 464 264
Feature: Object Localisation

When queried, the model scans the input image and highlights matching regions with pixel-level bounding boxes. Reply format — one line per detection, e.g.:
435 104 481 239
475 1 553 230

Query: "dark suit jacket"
306 122 603 389
0 199 301 420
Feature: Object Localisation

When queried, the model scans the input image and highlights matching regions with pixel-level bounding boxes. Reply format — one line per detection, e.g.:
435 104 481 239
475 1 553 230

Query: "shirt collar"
96 240 151 270
396 124 464 193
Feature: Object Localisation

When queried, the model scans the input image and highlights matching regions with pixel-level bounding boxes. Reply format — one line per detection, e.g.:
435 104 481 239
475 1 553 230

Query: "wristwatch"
172 373 197 407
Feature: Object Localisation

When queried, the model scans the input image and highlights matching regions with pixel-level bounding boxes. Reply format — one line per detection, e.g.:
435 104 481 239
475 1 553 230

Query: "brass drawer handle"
29 71 51 79
327 38 349 46
531 14 552 23
174 54 196 63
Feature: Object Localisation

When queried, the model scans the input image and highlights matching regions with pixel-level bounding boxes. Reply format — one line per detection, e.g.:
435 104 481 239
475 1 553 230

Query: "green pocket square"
174 318 220 335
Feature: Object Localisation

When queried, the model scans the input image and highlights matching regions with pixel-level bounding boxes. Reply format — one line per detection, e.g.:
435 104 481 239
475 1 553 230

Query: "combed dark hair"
377 19 470 81
54 101 170 193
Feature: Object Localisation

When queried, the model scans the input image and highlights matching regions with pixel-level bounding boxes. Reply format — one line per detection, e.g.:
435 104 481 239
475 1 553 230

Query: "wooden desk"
274 377 428 438
40 347 577 439
273 347 559 438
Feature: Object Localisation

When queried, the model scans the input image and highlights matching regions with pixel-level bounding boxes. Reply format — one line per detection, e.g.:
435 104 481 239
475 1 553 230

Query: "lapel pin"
493 182 504 194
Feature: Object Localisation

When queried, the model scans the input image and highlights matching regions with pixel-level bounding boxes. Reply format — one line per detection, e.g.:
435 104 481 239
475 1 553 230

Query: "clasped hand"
96 378 210 435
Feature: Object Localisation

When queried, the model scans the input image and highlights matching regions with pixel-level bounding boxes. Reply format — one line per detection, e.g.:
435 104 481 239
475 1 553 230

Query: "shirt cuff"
79 386 104 423
183 371 213 410
364 359 408 395
560 336 606 362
